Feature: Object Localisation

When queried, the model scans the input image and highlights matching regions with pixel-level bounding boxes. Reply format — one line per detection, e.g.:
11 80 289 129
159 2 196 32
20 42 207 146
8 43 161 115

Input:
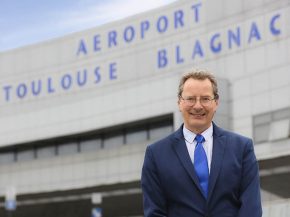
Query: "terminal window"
253 107 290 143
0 114 173 164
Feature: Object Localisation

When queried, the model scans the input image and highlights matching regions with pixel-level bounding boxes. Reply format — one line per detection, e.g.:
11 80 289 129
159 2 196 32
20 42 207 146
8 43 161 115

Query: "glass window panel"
253 113 271 125
0 152 15 164
58 142 78 156
37 146 56 159
254 124 270 143
272 108 290 121
269 119 290 141
80 138 102 152
104 133 123 149
17 149 35 162
126 129 147 144
149 125 173 141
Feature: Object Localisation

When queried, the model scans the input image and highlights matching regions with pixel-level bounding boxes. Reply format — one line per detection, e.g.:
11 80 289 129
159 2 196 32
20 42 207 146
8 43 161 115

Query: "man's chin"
186 122 208 133
190 116 206 123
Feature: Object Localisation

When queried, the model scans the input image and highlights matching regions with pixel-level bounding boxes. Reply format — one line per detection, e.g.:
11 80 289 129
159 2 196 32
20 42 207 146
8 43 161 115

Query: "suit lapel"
172 126 206 198
207 124 226 201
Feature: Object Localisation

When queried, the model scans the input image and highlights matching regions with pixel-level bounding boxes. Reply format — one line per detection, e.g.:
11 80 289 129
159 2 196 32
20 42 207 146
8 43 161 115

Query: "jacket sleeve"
237 139 263 217
141 145 167 217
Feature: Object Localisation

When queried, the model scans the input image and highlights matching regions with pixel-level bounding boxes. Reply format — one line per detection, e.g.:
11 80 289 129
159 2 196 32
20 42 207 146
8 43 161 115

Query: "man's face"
178 78 219 134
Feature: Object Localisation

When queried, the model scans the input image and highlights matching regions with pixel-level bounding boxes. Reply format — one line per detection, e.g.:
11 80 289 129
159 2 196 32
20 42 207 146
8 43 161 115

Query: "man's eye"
202 97 210 101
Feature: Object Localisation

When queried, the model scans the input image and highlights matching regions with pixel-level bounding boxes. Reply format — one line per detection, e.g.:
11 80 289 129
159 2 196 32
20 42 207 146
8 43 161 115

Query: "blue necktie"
194 134 209 197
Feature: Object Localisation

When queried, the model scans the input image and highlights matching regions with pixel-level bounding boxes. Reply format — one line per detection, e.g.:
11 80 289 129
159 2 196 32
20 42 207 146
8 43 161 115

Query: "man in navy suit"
141 69 262 217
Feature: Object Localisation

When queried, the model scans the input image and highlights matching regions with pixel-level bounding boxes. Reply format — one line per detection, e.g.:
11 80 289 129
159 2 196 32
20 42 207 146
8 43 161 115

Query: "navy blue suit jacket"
141 123 262 217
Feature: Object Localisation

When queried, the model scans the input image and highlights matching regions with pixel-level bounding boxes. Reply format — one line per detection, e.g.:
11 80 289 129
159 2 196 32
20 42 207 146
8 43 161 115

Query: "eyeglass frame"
179 95 217 106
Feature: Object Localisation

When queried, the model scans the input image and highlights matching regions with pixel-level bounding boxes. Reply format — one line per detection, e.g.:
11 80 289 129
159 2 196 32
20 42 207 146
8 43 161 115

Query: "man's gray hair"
178 68 219 99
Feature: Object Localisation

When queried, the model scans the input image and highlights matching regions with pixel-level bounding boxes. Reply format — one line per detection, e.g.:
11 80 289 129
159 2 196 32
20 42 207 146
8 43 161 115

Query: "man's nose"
193 99 203 108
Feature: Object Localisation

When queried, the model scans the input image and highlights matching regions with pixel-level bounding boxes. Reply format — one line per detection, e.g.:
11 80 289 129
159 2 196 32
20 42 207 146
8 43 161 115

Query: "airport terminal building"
0 0 290 216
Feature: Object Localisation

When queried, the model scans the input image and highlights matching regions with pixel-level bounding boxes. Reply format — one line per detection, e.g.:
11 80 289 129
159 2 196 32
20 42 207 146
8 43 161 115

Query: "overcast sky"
0 0 177 52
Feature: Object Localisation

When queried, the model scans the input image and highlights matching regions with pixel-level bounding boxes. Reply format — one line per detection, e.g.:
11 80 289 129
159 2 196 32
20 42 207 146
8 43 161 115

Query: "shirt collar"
183 123 213 143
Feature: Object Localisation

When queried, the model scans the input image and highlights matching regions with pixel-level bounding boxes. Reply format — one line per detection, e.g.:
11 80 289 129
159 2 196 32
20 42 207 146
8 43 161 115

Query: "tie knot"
195 134 205 143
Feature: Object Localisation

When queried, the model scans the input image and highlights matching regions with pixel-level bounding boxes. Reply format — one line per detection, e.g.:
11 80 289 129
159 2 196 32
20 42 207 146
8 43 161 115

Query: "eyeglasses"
179 95 216 106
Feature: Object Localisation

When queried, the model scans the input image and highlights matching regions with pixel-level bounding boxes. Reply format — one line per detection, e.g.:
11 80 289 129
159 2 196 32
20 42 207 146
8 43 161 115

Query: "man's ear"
214 99 219 112
177 99 183 112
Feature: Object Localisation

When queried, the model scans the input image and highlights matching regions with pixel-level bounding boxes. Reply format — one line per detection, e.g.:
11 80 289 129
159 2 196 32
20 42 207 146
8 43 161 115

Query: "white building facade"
0 0 290 216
